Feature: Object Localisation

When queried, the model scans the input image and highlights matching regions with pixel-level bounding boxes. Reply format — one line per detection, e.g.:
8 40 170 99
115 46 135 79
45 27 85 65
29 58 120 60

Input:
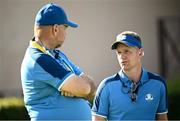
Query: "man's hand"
80 74 96 102
61 90 75 97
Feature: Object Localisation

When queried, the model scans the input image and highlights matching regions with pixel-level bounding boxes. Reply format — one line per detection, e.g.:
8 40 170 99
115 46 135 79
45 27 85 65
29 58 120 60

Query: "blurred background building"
0 0 180 97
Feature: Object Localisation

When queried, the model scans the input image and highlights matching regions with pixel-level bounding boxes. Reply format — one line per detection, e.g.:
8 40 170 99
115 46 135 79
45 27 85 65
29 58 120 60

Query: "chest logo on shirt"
145 93 154 101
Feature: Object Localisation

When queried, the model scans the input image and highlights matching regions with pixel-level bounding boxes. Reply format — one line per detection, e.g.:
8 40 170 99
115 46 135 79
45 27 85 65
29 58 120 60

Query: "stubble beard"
55 41 64 49
55 44 62 49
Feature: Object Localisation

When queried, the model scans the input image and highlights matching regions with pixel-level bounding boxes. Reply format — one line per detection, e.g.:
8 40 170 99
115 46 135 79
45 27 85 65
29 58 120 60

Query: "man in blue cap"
92 31 168 121
21 3 95 120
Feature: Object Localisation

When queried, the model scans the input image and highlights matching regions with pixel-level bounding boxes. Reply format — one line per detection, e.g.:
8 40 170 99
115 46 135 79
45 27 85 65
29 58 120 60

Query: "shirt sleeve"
59 51 83 76
67 59 83 76
157 82 168 114
33 54 74 89
92 81 109 118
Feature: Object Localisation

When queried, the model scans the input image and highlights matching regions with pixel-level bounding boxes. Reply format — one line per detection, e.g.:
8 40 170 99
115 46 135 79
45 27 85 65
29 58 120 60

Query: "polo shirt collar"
29 40 59 58
118 68 149 85
118 70 130 84
139 68 149 85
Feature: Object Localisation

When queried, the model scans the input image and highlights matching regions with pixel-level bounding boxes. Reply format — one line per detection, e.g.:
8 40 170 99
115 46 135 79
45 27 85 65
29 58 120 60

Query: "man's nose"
120 53 126 60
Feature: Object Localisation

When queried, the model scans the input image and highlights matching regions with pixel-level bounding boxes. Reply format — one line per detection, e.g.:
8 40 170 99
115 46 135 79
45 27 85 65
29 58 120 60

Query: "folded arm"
60 74 96 99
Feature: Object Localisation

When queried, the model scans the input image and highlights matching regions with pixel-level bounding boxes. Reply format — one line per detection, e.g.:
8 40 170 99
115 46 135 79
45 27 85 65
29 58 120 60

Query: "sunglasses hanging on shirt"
119 77 140 103
130 82 139 102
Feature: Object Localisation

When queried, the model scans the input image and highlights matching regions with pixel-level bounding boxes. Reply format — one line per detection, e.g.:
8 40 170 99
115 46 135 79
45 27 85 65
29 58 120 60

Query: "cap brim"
65 20 78 28
111 41 135 50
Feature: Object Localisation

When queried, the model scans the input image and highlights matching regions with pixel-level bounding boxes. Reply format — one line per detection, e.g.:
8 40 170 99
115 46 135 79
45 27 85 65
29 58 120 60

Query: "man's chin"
121 66 130 71
55 44 62 49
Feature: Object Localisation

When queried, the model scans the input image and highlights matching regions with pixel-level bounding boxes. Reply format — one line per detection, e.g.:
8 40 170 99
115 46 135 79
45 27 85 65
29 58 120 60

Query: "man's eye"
125 50 129 53
63 24 68 29
118 52 122 54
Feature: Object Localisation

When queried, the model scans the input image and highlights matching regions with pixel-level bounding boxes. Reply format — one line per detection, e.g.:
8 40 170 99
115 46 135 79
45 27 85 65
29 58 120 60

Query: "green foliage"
167 77 180 95
0 97 30 120
167 78 180 120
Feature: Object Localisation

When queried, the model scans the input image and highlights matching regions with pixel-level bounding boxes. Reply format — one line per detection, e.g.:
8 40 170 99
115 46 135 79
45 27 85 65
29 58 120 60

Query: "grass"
0 97 24 109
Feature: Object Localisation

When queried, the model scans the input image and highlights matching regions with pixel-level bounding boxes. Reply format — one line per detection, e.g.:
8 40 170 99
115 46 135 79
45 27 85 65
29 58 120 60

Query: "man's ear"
52 24 59 36
139 48 144 56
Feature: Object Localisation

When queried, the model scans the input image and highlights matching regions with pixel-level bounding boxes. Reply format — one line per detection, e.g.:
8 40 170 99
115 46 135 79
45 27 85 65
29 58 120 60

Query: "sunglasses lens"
131 93 137 102
130 83 138 102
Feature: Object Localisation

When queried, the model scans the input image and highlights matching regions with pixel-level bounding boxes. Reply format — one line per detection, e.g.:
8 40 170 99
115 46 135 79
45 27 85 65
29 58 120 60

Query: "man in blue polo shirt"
21 3 95 120
92 31 168 121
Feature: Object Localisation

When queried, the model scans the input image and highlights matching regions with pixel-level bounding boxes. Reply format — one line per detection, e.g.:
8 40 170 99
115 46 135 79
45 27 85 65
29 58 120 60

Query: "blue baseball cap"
35 3 78 27
111 33 143 50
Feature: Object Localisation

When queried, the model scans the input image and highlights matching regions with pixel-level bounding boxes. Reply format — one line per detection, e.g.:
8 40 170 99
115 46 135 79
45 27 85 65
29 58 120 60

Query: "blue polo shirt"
92 68 168 120
21 41 91 120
